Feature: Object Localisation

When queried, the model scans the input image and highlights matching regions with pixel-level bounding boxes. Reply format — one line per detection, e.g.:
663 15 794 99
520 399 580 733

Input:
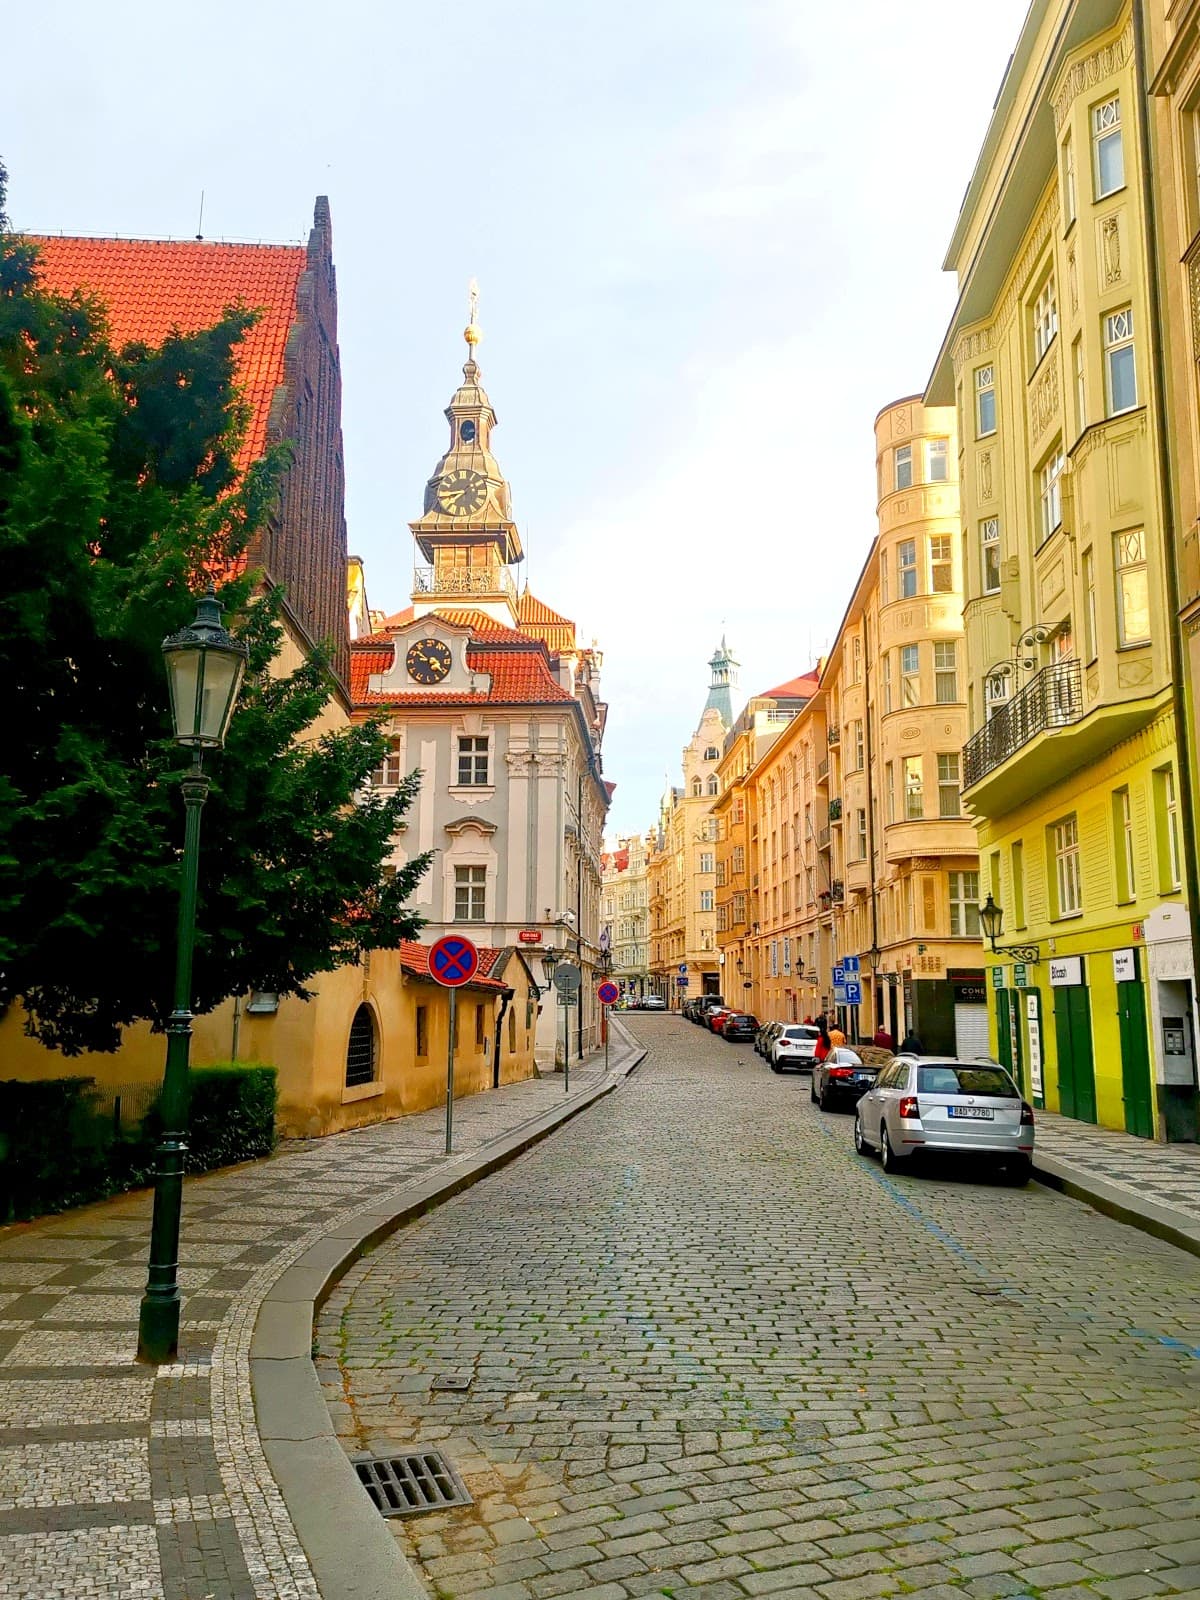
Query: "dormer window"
460 419 477 443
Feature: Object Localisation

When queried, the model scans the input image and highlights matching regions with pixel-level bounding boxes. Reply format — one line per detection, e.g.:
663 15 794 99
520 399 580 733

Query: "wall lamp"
979 895 1041 964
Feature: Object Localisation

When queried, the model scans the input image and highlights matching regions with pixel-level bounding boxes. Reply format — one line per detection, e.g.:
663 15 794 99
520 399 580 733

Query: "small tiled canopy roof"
30 236 307 474
398 940 507 991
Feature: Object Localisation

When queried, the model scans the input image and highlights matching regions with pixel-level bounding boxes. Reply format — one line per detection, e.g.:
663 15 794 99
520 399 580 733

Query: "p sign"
429 934 480 988
597 981 620 1006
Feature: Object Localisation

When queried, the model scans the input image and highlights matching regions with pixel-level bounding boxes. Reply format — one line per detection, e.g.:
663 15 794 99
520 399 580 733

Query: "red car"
708 1007 735 1034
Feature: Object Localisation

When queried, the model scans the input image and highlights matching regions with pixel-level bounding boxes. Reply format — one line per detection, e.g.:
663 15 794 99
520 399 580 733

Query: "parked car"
695 995 726 1025
708 1007 736 1035
810 1047 878 1111
769 1024 821 1073
641 995 667 1011
756 1020 783 1057
854 1057 1035 1181
722 1012 759 1042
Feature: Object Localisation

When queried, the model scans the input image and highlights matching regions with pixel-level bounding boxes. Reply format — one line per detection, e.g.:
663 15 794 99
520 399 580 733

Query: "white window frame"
930 534 953 594
454 864 488 923
1117 786 1136 900
1114 528 1150 646
894 444 913 491
1053 815 1082 917
926 438 949 482
882 650 893 714
898 539 918 598
371 738 404 788
885 762 895 823
1083 546 1097 661
900 643 920 707
1040 446 1065 541
934 641 958 704
938 753 961 818
1073 335 1085 434
456 734 490 787
853 719 864 771
855 807 867 861
1093 95 1125 199
975 366 996 438
904 755 924 821
699 850 714 874
1063 131 1077 226
981 517 1001 595
1165 768 1182 890
1104 306 1137 416
1033 278 1058 364
949 870 980 937
880 548 890 605
699 889 714 913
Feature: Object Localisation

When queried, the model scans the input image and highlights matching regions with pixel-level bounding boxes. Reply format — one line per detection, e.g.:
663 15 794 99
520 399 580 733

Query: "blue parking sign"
844 979 862 1005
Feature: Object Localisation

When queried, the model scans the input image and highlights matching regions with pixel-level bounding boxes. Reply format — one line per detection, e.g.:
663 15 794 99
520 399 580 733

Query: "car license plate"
853 1074 872 1086
948 1106 993 1120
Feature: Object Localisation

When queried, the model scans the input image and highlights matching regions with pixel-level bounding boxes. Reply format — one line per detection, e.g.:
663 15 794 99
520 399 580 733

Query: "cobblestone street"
323 1015 1200 1600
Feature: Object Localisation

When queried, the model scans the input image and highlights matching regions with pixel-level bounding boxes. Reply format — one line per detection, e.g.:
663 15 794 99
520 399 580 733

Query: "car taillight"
1020 1101 1035 1126
828 1067 852 1078
898 1096 919 1118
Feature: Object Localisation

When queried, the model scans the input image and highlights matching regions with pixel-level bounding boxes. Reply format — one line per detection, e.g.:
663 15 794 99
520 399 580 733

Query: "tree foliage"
0 161 428 1053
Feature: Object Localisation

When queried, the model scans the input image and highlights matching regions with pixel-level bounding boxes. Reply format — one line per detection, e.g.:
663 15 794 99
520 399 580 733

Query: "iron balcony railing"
831 880 845 904
413 565 517 600
827 726 841 746
817 756 830 781
962 659 1084 789
828 797 843 822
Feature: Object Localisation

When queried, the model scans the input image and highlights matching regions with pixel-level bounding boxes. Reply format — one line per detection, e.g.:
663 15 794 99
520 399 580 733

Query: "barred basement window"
346 1005 377 1087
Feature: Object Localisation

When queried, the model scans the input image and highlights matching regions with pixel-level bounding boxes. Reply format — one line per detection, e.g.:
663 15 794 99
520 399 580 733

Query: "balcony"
816 756 830 783
827 726 841 747
831 880 845 905
414 564 517 601
828 797 843 823
817 825 831 850
963 661 1083 789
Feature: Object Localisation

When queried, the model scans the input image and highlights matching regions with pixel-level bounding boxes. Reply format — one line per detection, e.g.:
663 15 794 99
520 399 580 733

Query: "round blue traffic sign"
429 934 480 988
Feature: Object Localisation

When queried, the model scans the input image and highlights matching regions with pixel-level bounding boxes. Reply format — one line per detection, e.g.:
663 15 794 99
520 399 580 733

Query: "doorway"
1053 983 1097 1124
1116 952 1153 1138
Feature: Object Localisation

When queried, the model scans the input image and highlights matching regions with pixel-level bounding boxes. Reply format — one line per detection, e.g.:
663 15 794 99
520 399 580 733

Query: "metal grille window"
976 366 996 436
894 444 913 490
898 539 918 598
981 518 1001 594
949 871 980 937
1039 446 1065 541
926 438 949 482
1093 95 1124 198
901 644 920 706
1033 279 1058 362
1114 529 1149 644
1053 815 1082 916
1104 307 1136 415
345 1005 377 1087
454 865 487 922
934 641 958 703
930 536 953 594
457 736 489 786
938 754 961 818
904 756 924 820
371 739 403 788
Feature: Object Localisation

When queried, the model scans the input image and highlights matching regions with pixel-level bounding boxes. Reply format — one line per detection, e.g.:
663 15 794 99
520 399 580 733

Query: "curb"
1032 1150 1200 1261
251 1018 647 1600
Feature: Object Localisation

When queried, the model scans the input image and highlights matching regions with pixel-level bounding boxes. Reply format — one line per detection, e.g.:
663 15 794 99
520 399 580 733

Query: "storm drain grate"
355 1450 473 1518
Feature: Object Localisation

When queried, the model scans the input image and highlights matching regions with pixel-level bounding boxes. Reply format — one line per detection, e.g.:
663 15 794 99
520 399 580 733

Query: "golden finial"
464 278 482 348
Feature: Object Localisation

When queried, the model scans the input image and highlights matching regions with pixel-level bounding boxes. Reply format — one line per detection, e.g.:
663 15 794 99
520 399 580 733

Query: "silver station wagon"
854 1056 1035 1183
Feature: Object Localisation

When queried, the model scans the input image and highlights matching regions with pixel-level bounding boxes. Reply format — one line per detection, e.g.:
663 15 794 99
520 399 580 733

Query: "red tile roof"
351 641 572 707
30 236 306 473
763 671 820 699
398 940 507 990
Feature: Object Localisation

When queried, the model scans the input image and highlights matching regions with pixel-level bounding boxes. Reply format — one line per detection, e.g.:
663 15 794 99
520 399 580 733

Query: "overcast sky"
6 0 1030 838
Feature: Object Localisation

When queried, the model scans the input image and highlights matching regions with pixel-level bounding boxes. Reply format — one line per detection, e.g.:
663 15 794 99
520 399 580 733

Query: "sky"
5 0 1031 838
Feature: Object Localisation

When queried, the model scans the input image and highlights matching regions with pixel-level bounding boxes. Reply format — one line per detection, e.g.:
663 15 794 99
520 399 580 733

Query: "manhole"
430 1373 472 1392
354 1451 473 1518
968 1284 1004 1296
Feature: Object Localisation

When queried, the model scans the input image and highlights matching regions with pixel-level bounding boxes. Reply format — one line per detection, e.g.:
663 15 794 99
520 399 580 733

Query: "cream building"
600 834 652 999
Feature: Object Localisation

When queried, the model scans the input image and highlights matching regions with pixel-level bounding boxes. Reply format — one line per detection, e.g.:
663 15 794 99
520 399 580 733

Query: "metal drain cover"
431 1373 472 1392
354 1450 473 1518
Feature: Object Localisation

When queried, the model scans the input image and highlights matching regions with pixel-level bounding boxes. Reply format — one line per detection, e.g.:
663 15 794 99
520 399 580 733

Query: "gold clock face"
436 468 488 517
405 638 453 685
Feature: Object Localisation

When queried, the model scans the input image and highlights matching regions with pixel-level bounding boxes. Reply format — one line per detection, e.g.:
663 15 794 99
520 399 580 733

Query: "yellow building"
927 0 1194 1138
600 833 652 1000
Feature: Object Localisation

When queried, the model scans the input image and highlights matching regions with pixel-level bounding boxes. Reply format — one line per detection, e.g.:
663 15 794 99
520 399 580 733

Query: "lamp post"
138 587 247 1365
979 895 1041 964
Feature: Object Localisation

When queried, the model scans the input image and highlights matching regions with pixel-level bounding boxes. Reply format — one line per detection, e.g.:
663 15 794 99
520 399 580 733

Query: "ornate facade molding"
1029 359 1060 444
1101 214 1123 286
1052 24 1133 132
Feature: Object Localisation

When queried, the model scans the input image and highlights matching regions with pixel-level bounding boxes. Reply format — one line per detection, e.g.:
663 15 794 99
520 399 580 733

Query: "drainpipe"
492 986 514 1089
1132 0 1200 1135
863 602 880 1032
230 992 242 1063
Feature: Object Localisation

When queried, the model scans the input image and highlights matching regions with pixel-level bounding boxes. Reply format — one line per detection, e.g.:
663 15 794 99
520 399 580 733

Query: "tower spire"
702 637 739 729
464 278 481 361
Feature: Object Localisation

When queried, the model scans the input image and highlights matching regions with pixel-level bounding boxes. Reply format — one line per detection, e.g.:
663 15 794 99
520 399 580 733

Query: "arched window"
345 1004 377 1087
707 776 719 795
691 778 702 797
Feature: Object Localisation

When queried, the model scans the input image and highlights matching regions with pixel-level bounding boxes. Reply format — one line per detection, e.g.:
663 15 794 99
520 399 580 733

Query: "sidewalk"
1033 1108 1200 1257
0 1019 645 1600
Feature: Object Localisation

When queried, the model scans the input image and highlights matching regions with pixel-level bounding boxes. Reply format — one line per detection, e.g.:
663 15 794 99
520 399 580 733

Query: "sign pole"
446 988 456 1156
563 995 570 1095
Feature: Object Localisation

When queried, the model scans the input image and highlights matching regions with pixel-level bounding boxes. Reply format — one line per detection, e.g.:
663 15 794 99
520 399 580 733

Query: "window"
898 539 918 598
1073 335 1085 433
699 851 714 873
1155 767 1182 891
1033 278 1058 362
1052 815 1082 916
853 719 864 770
345 1004 377 1087
976 366 996 437
415 1004 428 1057
475 1003 486 1049
371 739 403 788
704 745 719 760
904 756 924 820
981 518 1001 594
707 776 718 796
1113 787 1136 902
930 535 953 594
894 444 913 490
1063 131 1077 226
882 651 893 713
1012 841 1025 928
508 1007 517 1053
985 668 1011 720
732 845 745 874
934 641 958 703
457 735 489 786
454 864 487 921
1083 547 1097 660
691 778 702 797
1040 446 1065 541
938 753 961 818
1114 529 1150 645
885 762 895 823
1104 307 1137 415
855 807 867 860
948 870 980 937
699 889 714 912
853 635 862 682
1093 95 1124 198
927 438 949 482
733 890 747 923
880 548 890 605
901 644 920 706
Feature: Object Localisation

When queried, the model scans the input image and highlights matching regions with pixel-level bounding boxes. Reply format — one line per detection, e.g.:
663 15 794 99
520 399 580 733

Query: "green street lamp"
138 587 247 1365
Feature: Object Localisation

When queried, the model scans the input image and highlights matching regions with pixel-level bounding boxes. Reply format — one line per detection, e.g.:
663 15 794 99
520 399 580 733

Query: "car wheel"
818 1085 833 1111
880 1124 906 1174
853 1111 870 1156
1003 1157 1032 1187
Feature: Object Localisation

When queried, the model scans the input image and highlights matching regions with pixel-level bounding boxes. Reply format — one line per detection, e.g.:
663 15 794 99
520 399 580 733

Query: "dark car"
810 1047 880 1111
723 1012 759 1042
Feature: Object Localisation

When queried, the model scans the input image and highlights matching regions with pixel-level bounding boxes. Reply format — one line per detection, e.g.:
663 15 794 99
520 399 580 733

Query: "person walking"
873 1024 895 1051
814 1024 832 1064
827 1020 846 1049
898 1029 925 1055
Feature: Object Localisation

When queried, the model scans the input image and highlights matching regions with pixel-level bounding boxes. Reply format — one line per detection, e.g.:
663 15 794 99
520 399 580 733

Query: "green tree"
0 162 428 1054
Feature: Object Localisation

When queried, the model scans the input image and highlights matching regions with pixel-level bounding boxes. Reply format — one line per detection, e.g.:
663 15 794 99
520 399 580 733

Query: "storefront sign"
1049 955 1084 987
1026 992 1043 1096
1013 963 1029 989
991 966 1005 989
1112 948 1137 984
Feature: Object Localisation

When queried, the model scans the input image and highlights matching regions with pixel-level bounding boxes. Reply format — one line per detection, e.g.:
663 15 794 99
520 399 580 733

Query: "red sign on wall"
518 929 544 944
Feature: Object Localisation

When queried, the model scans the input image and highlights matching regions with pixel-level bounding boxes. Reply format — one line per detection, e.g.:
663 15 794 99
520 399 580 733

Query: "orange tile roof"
351 642 572 707
30 236 307 472
518 591 576 653
763 672 820 699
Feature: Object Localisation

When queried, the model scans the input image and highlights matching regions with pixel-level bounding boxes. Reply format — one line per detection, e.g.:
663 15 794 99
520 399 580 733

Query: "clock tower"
410 286 524 625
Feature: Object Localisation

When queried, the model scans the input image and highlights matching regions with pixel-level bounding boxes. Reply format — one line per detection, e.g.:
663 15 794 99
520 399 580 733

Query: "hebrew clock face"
436 468 488 517
405 638 453 685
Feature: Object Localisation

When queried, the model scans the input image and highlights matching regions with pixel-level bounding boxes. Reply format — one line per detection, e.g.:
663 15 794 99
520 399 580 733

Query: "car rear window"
917 1066 1018 1097
782 1026 819 1040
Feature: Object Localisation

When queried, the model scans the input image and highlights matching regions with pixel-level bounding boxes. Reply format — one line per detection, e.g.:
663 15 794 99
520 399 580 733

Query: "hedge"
0 1064 277 1223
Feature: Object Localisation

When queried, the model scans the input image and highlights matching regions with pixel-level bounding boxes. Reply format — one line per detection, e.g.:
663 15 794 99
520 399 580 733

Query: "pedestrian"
827 1021 846 1049
814 1024 832 1063
898 1029 925 1055
873 1024 895 1051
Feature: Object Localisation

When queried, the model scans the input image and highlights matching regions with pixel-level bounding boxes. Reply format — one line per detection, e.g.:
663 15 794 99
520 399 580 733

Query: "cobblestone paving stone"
322 1016 1200 1600
0 1051 614 1599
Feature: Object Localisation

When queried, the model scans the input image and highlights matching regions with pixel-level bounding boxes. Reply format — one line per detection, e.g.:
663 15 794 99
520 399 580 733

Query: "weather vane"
465 279 481 350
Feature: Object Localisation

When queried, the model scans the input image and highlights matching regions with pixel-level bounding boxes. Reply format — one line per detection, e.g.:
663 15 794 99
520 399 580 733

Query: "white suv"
770 1024 821 1073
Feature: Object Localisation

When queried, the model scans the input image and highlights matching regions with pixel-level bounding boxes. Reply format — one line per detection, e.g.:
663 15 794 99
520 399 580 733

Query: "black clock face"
405 638 453 685
436 468 488 517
